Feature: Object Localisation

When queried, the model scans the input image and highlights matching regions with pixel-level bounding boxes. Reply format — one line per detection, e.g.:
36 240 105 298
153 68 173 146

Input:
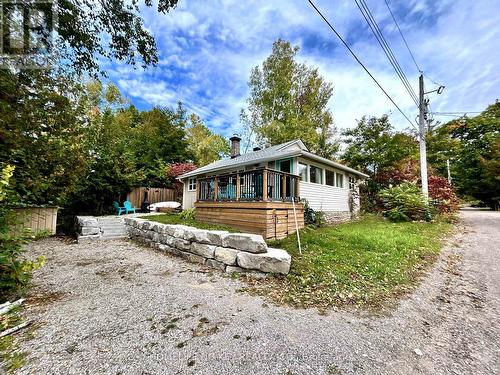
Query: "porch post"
295 177 300 201
213 177 218 202
262 169 268 201
236 173 241 201
196 180 200 201
282 173 287 201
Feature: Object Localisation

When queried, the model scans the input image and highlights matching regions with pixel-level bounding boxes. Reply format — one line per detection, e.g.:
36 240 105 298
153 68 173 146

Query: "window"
326 170 335 186
298 162 308 182
349 176 356 191
309 166 322 184
336 173 344 188
188 178 196 191
279 159 291 173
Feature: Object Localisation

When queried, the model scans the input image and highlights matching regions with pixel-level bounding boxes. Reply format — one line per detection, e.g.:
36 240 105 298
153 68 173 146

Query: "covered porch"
194 168 305 239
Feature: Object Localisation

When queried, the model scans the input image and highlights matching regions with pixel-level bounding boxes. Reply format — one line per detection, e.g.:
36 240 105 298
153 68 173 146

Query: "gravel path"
14 209 500 374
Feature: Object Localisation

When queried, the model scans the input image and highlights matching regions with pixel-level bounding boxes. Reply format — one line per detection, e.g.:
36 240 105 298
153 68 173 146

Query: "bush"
0 165 45 302
179 208 195 221
302 199 327 227
378 182 431 222
428 176 460 213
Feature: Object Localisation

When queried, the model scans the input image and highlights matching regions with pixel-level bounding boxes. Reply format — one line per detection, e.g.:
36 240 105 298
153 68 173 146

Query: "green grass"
252 215 453 309
142 213 238 232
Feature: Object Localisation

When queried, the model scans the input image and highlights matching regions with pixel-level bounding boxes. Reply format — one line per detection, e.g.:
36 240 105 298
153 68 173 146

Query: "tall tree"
55 0 180 74
186 114 229 166
132 104 192 186
341 115 418 175
241 39 339 158
440 102 500 208
0 69 88 205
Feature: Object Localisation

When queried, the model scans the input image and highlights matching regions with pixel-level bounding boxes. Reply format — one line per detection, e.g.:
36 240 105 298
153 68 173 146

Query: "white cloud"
105 0 500 138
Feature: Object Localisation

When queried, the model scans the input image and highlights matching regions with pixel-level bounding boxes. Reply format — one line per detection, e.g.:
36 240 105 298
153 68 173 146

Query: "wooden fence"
10 207 58 235
126 187 178 208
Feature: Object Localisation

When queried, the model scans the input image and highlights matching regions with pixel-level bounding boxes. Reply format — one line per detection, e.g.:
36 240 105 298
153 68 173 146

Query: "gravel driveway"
15 209 500 374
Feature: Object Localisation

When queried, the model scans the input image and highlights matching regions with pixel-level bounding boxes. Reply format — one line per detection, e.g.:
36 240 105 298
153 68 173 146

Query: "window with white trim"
336 173 344 188
188 178 196 191
349 176 356 191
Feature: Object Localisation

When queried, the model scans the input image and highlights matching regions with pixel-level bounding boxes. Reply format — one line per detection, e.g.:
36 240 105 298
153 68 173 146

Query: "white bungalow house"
178 136 368 239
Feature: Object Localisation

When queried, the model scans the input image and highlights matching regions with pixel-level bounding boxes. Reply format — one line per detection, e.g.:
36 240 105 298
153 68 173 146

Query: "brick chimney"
230 134 241 158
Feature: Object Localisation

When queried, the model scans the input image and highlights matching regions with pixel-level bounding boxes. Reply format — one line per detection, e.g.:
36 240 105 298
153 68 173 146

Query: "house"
179 136 368 239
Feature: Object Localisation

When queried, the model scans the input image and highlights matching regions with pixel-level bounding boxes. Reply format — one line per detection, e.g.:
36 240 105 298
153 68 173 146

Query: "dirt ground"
12 209 500 374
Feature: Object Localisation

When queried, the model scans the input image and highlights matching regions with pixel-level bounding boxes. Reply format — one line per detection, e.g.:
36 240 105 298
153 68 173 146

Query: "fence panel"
126 187 177 208
10 207 58 235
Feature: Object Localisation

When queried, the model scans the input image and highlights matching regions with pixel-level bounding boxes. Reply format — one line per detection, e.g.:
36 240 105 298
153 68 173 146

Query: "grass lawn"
248 215 454 309
142 213 237 232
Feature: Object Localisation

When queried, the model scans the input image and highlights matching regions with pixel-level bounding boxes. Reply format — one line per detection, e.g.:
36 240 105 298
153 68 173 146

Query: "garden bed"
243 215 454 309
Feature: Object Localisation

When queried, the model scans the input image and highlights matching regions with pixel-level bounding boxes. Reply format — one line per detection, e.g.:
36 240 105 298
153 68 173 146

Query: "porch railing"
196 168 300 202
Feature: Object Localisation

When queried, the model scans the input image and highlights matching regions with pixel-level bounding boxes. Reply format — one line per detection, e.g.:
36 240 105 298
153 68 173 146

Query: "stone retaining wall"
123 217 291 275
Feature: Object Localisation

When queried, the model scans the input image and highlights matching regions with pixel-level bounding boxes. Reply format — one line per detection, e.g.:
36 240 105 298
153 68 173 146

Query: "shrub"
0 165 45 302
179 208 195 221
428 176 460 213
378 182 431 222
302 199 327 227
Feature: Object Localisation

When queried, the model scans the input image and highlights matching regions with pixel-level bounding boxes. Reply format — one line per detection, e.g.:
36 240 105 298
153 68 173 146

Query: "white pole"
418 74 429 198
447 159 452 184
292 199 302 255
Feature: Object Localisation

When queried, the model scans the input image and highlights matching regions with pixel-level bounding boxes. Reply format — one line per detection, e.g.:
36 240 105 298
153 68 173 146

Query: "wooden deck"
195 201 304 240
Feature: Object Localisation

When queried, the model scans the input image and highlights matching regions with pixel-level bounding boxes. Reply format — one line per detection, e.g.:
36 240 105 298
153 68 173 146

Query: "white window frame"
336 172 344 188
188 178 196 191
349 176 356 191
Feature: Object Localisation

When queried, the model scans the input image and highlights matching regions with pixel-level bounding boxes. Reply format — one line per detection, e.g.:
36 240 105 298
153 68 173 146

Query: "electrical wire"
307 0 418 130
354 0 419 106
384 0 421 73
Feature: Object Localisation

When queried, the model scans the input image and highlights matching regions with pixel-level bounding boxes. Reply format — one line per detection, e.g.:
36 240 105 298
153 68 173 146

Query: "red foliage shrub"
428 175 460 213
165 162 197 180
165 162 197 195
374 158 420 186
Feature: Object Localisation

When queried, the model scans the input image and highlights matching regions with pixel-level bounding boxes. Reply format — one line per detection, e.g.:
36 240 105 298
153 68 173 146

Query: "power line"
384 0 421 73
354 0 419 106
307 0 417 130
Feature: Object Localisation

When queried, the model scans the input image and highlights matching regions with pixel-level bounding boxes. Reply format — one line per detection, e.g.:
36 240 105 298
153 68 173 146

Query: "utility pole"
418 74 429 198
447 159 452 184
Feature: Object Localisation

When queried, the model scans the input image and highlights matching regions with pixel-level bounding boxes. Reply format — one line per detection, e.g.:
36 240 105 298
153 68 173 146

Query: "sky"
105 0 500 144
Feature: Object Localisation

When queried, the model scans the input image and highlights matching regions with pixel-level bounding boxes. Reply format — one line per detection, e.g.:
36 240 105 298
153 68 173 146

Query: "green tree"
186 114 229 166
441 102 500 208
0 69 88 205
132 104 192 185
55 0 180 74
342 115 418 176
241 39 338 158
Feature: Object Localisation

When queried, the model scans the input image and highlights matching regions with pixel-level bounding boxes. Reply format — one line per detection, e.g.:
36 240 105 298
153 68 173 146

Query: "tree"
132 104 192 186
0 69 88 205
341 115 418 175
55 0 180 74
241 39 339 158
186 114 229 166
439 102 500 208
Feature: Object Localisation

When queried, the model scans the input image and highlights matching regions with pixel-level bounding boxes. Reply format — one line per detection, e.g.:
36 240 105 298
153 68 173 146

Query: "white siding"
300 181 349 212
182 182 197 210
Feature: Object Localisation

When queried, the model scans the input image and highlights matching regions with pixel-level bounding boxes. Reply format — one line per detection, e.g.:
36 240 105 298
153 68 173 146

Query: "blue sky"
105 0 500 141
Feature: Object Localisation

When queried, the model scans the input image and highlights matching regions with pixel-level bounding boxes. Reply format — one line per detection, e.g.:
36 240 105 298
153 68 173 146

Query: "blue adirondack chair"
113 201 126 215
123 200 137 214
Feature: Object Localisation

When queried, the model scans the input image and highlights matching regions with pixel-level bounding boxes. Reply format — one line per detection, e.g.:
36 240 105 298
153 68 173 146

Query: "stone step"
101 235 128 240
100 224 125 230
101 229 127 235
